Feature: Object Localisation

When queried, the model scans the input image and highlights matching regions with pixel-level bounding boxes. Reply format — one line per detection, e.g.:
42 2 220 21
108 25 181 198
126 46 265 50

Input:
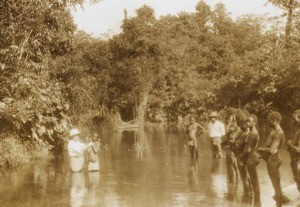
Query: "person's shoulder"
249 130 259 139
216 120 225 126
251 128 259 135
274 129 285 138
277 129 285 135
68 140 77 148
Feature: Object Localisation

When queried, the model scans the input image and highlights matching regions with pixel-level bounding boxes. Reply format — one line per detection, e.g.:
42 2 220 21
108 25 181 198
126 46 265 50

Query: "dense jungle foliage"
0 0 299 168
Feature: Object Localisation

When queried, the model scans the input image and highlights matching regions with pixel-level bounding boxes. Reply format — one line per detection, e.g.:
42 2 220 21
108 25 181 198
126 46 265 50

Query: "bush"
0 135 30 169
27 141 51 160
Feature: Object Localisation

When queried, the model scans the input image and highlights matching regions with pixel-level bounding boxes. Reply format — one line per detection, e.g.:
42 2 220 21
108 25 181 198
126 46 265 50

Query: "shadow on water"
0 123 297 207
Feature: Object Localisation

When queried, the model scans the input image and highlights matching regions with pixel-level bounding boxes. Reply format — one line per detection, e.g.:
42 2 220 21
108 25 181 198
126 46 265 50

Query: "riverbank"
0 134 50 169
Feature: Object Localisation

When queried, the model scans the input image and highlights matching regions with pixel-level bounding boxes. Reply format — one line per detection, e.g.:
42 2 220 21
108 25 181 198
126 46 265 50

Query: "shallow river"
0 125 297 207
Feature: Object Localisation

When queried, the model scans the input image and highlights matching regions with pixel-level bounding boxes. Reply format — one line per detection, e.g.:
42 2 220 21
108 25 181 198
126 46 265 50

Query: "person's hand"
229 139 235 144
257 148 263 156
241 160 246 166
212 139 217 146
286 140 292 150
256 152 262 159
87 142 94 148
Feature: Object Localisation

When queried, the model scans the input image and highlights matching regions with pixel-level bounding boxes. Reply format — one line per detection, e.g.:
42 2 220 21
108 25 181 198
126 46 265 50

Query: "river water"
0 124 297 207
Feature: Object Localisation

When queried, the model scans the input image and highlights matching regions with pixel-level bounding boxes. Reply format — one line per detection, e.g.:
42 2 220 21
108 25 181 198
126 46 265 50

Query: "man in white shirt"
207 112 225 158
68 128 93 172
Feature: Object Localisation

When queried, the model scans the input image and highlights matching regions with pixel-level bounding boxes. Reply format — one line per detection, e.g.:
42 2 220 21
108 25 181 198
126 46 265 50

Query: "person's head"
92 133 99 141
209 112 218 122
225 107 237 124
292 109 300 127
267 111 282 127
190 117 195 124
70 128 80 141
236 110 247 128
247 114 258 129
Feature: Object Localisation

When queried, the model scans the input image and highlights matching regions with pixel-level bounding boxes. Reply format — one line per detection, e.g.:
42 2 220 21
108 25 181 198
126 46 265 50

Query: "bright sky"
71 0 282 37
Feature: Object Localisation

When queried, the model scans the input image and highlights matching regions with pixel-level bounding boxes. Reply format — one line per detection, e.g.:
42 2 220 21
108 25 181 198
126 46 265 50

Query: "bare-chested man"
233 111 251 198
186 117 204 158
221 108 240 182
257 111 290 207
241 114 261 206
287 109 300 193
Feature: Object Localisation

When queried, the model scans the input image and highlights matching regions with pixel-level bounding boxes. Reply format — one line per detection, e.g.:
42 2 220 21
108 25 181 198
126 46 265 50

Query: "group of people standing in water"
186 109 300 207
67 128 101 173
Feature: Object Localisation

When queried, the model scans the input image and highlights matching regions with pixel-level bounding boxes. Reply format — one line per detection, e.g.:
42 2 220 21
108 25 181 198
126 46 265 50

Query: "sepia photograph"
0 0 300 206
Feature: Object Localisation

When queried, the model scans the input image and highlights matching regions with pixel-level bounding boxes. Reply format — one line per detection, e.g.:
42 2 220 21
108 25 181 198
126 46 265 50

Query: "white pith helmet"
209 112 218 117
70 128 80 137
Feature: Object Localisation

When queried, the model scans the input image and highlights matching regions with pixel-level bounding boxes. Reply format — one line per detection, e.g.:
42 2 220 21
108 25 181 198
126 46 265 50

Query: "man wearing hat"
207 112 225 158
68 128 93 172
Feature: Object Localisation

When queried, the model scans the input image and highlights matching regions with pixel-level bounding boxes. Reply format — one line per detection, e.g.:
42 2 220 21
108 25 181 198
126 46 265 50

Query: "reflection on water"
70 173 87 207
0 125 297 207
211 159 226 199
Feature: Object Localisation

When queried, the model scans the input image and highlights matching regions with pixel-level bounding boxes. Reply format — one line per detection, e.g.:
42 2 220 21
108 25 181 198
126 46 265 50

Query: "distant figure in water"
257 111 290 206
86 133 101 172
67 128 93 173
287 109 300 193
186 117 204 158
207 112 225 158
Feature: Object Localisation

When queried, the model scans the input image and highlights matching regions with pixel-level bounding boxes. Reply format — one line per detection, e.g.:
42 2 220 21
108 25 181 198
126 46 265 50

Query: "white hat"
70 128 80 137
209 112 218 117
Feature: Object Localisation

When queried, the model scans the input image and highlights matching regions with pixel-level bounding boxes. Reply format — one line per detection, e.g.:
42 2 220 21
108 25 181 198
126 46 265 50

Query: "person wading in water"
233 110 252 199
257 111 290 207
221 108 240 182
287 109 300 194
186 117 204 158
207 112 225 159
67 128 93 172
241 114 261 207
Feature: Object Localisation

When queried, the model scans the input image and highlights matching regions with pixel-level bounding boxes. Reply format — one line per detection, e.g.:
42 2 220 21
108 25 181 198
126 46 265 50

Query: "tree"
268 0 300 47
0 0 97 155
50 31 112 130
109 5 163 123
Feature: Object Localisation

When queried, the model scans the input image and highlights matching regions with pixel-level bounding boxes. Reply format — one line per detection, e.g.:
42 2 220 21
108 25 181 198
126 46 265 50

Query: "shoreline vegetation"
0 0 299 169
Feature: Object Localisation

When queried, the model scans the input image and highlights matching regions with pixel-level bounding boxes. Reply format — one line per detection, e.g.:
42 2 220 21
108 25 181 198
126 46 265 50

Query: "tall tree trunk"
132 91 137 120
285 0 294 48
136 92 149 123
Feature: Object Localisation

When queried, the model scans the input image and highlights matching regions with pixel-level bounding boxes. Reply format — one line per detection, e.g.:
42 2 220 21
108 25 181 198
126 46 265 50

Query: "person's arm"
206 123 211 136
258 133 282 154
240 132 258 161
219 122 226 137
288 132 300 154
84 142 94 150
185 125 189 134
68 141 90 156
92 141 101 153
196 122 205 131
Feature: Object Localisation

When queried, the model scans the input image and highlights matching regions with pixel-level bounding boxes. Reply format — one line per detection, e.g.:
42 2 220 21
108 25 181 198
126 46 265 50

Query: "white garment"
88 161 100 171
207 120 225 138
68 140 86 157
